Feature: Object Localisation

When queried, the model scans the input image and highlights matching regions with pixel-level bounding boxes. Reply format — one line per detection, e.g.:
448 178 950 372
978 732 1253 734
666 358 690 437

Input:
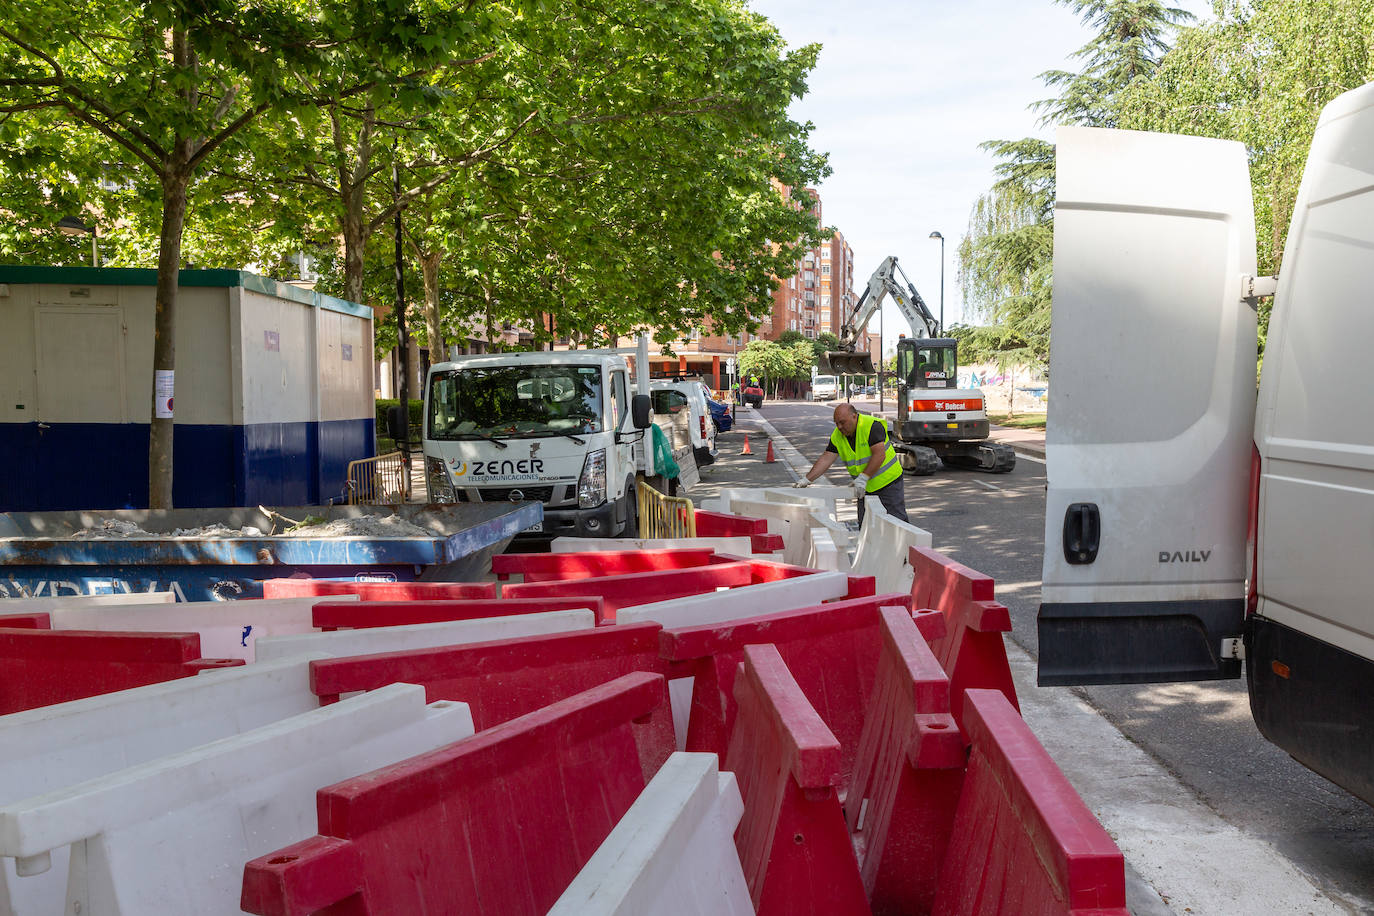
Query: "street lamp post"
59 216 98 267
928 230 945 336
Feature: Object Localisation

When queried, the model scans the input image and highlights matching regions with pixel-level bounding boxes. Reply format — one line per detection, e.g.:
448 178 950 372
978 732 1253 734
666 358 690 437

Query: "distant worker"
794 403 907 525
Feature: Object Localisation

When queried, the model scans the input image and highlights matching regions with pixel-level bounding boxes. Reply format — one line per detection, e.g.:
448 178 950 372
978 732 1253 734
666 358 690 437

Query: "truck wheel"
620 485 639 537
901 446 940 476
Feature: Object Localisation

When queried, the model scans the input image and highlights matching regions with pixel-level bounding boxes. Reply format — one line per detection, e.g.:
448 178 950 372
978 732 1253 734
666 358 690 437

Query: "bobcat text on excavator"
821 255 1015 475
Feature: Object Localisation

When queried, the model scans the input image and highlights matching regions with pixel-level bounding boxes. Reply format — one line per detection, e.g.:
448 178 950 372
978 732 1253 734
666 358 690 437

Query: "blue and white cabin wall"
0 267 375 511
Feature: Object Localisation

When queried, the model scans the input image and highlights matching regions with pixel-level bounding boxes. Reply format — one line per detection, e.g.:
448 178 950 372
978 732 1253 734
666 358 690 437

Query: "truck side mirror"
386 404 408 442
631 393 652 430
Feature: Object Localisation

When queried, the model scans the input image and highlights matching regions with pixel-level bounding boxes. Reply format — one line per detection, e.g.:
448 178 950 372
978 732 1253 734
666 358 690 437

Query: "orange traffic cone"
741 434 753 455
765 440 776 463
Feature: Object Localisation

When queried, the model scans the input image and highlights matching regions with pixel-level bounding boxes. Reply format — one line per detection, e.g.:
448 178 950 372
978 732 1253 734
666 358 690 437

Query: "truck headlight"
578 448 607 509
425 456 455 503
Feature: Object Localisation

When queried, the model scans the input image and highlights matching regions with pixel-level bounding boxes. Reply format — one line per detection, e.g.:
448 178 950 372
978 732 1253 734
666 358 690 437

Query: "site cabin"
1041 84 1374 806
422 348 693 540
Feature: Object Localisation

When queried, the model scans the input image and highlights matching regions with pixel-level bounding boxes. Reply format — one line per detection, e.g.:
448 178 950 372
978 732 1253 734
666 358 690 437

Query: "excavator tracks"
937 441 1017 473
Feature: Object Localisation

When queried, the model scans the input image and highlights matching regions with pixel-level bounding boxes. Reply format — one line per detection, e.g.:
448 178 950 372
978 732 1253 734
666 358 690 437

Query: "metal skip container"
0 503 540 601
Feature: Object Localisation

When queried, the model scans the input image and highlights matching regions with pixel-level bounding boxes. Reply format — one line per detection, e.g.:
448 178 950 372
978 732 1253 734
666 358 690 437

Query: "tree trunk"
419 251 444 360
148 163 192 509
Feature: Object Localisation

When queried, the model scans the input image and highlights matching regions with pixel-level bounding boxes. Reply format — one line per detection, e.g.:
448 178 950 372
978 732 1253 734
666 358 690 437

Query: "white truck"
1040 83 1374 806
421 345 673 539
810 374 838 401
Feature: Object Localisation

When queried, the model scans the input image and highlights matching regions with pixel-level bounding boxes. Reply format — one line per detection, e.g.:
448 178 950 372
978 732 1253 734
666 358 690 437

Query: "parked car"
650 379 717 466
811 375 838 401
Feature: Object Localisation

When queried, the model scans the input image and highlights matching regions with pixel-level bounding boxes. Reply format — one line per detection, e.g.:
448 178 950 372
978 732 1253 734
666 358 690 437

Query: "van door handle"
1063 502 1100 565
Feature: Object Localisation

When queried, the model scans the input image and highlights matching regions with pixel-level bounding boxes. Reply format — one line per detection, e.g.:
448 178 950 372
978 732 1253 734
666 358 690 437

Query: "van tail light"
700 415 706 438
1245 443 1260 616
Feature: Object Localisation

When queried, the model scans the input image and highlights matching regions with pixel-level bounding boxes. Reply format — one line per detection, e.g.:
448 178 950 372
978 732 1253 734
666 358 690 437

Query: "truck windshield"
428 365 605 440
813 376 836 386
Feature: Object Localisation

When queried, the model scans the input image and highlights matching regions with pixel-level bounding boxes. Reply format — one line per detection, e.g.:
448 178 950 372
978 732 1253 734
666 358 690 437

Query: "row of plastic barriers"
0 500 1128 915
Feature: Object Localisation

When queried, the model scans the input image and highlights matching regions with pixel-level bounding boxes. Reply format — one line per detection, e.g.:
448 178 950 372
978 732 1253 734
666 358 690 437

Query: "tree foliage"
961 1 1374 372
0 0 827 505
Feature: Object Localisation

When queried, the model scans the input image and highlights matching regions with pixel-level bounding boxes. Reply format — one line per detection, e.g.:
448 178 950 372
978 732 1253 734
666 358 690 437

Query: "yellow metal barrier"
346 452 410 504
636 480 696 538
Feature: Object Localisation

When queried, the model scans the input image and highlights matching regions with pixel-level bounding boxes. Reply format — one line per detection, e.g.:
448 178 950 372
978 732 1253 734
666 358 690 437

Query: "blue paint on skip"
0 418 373 511
241 625 253 647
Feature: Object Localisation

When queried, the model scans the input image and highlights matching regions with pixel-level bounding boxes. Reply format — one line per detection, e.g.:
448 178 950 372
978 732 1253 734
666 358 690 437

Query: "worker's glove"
792 478 811 488
852 474 870 498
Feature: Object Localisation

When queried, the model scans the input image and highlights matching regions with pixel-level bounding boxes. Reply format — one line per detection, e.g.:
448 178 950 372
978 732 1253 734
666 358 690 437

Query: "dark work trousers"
857 475 908 526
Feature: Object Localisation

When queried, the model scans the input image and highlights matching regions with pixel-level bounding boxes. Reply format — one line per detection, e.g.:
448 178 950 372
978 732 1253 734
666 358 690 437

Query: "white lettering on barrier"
42 596 359 662
548 753 752 916
254 608 597 662
0 684 474 916
0 655 328 916
850 496 934 596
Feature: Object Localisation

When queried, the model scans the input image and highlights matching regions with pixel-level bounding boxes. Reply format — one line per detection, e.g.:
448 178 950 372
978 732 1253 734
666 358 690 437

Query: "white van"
811 375 838 401
649 379 717 467
1040 85 1374 806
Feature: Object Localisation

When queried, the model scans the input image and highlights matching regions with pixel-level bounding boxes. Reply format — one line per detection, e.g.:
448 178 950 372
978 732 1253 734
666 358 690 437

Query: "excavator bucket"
820 350 875 376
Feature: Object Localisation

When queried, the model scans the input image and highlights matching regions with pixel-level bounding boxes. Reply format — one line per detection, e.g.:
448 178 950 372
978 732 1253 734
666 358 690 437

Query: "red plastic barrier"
932 689 1128 916
846 606 966 914
725 644 868 916
241 672 667 916
0 613 50 629
0 628 243 714
309 623 675 779
261 579 497 600
312 596 609 630
694 509 785 553
910 545 1019 728
501 561 755 621
491 548 720 582
660 594 912 780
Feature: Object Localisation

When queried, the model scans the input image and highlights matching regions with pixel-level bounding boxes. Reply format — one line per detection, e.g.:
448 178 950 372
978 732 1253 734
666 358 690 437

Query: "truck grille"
470 486 554 503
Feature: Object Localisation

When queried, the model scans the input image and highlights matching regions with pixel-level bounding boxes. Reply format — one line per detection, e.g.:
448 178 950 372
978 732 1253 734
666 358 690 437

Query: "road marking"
1016 452 1046 465
974 479 1001 492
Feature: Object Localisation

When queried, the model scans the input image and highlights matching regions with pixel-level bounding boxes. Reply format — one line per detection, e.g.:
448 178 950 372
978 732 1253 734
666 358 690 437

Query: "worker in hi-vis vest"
794 403 908 525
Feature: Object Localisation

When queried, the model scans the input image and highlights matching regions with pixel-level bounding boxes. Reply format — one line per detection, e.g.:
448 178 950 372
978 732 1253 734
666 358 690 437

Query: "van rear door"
1039 127 1257 685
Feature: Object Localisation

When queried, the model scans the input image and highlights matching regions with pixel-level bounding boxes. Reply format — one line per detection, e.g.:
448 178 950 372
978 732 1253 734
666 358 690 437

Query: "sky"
746 0 1215 353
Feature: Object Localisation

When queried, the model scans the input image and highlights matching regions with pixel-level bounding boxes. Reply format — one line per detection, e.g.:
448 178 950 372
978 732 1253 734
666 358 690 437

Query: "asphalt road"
763 399 1374 914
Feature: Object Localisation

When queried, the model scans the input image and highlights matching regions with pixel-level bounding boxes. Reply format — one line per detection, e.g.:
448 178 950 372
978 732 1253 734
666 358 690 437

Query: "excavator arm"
823 255 939 375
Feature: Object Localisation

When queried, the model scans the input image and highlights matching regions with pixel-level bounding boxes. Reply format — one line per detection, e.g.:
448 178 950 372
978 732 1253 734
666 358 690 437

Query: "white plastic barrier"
0 683 474 916
850 496 934 596
550 536 761 556
805 527 840 572
620 571 848 749
254 607 597 661
699 486 848 519
618 571 847 630
0 655 328 916
549 752 752 916
0 592 176 614
727 497 854 569
41 596 357 662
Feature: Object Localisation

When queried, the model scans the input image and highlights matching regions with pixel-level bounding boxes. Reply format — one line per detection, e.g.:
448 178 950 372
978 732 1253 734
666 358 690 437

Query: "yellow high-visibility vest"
829 413 902 492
